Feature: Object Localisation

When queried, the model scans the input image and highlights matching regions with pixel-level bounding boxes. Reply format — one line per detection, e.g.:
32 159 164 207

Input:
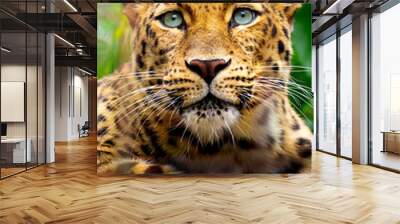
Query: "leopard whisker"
179 118 191 144
252 84 312 122
256 83 313 101
108 96 168 125
278 80 312 93
253 83 312 104
130 93 173 122
101 76 165 89
241 83 286 105
287 99 312 124
168 107 182 129
186 123 196 155
241 91 275 109
224 120 236 146
287 90 313 106
253 82 289 94
234 121 250 137
100 72 164 82
110 91 173 127
257 69 312 74
100 72 165 85
256 65 311 69
169 119 185 134
256 67 311 71
181 115 198 155
135 97 173 136
109 71 165 77
102 74 165 81
102 86 163 108
213 126 220 144
193 117 202 154
257 77 312 91
101 77 161 84
155 96 181 121
256 79 313 98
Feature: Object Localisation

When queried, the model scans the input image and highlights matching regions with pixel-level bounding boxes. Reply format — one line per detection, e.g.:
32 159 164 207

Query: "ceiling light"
323 0 341 14
54 34 75 48
1 47 11 53
322 0 355 15
76 48 87 56
78 67 92 76
63 0 78 12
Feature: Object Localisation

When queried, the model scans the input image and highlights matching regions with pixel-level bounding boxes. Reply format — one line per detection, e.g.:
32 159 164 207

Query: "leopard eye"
158 11 184 29
231 8 258 27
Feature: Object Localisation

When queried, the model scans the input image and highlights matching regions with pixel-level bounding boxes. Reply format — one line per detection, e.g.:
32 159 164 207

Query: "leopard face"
125 3 300 144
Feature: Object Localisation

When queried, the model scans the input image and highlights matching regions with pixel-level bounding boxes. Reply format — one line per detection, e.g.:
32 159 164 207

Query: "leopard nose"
185 59 231 84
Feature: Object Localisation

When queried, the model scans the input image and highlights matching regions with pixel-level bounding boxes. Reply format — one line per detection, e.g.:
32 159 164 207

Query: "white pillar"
45 0 56 163
46 32 55 163
352 14 369 164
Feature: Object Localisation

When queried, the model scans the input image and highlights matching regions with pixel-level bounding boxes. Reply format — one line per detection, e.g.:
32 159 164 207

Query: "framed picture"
97 2 313 175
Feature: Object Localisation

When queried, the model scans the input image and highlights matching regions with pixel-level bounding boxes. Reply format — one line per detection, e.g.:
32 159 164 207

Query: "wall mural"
97 3 313 175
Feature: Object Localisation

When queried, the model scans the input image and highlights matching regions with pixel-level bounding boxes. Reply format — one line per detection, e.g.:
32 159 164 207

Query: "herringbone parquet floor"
1 136 400 224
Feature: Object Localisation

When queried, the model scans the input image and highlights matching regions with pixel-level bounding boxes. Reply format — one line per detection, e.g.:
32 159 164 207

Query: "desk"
382 131 400 155
1 138 31 163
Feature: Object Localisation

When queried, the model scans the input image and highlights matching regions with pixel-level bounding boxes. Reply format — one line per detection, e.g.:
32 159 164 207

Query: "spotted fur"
97 3 312 175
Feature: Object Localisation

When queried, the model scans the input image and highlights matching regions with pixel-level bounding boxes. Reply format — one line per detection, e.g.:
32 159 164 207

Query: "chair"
78 121 90 138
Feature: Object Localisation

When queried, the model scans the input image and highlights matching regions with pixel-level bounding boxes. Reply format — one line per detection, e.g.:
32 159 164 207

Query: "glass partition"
1 31 28 177
317 35 337 154
27 31 38 169
0 1 46 179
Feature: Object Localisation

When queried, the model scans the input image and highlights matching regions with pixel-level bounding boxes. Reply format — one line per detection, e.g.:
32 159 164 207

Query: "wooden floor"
0 167 26 178
373 151 400 171
0 136 400 224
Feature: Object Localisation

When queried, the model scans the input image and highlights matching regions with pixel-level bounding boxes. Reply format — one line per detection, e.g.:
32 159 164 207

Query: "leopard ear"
124 3 149 28
272 3 301 24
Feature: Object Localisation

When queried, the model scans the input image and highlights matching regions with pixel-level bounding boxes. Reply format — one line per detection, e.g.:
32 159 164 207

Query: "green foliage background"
97 3 313 129
291 4 313 129
97 3 132 78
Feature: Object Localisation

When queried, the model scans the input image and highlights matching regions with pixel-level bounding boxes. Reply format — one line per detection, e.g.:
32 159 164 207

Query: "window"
339 27 352 158
317 36 337 154
370 3 400 171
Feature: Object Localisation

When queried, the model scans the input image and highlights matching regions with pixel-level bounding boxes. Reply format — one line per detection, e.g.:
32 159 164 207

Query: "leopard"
97 3 312 175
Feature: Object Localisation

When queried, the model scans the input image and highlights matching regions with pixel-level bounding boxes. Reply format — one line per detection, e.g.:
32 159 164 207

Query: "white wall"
54 67 89 141
72 73 89 138
55 67 69 141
